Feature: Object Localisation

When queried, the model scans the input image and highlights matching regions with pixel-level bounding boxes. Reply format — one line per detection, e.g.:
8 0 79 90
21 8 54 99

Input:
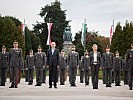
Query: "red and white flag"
21 19 25 35
110 25 113 44
46 23 53 45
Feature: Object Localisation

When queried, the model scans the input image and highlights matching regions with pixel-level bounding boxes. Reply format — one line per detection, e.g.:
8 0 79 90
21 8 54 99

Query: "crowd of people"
0 41 133 90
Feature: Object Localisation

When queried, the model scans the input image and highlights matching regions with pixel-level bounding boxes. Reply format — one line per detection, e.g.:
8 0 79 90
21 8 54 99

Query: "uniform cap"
13 40 18 44
2 45 6 48
38 45 42 49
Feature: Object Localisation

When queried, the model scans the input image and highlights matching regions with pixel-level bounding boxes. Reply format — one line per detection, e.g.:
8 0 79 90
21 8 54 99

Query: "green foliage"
25 27 32 56
73 31 104 58
0 16 24 52
111 21 133 57
33 0 69 52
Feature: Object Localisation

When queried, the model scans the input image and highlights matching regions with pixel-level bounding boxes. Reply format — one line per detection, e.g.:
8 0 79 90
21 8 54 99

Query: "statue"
63 26 72 42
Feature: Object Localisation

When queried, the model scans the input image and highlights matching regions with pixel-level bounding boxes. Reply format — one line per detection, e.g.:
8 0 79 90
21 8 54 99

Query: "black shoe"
85 83 89 86
106 85 109 87
42 81 46 84
54 86 57 88
35 84 39 86
14 85 18 88
129 87 132 90
80 81 84 83
0 84 5 86
93 87 98 89
103 82 106 84
108 85 112 87
49 86 52 88
9 85 14 88
115 84 120 86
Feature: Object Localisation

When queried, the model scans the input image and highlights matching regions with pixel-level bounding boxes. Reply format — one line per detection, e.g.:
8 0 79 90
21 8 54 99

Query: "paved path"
0 76 132 100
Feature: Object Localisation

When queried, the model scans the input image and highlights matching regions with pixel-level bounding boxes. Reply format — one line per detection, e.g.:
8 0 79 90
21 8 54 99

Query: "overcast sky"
0 0 133 38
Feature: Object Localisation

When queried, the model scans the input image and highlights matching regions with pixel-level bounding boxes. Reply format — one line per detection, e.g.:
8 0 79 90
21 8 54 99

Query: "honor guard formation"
0 41 133 90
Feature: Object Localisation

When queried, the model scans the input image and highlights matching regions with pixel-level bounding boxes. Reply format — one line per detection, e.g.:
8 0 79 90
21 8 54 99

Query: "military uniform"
34 52 45 86
79 58 84 83
102 52 113 87
59 54 67 85
42 56 47 83
89 51 101 89
68 51 79 86
9 48 23 88
0 51 9 86
122 59 128 85
126 49 133 90
83 55 90 85
113 56 122 86
26 55 35 85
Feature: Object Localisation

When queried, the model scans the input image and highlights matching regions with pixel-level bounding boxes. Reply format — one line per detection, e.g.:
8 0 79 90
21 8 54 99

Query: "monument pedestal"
63 41 73 56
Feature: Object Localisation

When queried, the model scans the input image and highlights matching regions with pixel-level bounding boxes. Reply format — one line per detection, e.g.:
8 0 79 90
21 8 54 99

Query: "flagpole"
49 18 51 49
84 19 86 53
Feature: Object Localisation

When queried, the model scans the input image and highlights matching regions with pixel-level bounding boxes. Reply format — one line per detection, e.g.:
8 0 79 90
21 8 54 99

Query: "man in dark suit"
102 46 114 87
34 45 45 86
47 42 59 88
113 50 122 86
89 44 101 89
9 41 23 88
0 45 9 86
126 43 133 90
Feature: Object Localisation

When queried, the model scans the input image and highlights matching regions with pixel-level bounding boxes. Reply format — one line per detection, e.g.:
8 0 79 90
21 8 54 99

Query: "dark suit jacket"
89 51 101 67
47 48 59 67
126 49 133 69
113 57 122 71
102 52 113 69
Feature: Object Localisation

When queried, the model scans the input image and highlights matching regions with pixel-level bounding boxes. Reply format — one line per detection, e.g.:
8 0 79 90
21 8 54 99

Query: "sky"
0 0 133 39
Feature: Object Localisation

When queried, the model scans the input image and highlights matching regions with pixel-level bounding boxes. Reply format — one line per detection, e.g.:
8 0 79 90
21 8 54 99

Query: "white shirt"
106 52 110 55
52 48 55 55
94 52 97 62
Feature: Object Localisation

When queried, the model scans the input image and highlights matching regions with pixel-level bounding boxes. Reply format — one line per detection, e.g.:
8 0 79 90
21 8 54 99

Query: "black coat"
102 52 113 69
47 48 59 67
113 57 122 71
126 49 133 69
89 51 101 67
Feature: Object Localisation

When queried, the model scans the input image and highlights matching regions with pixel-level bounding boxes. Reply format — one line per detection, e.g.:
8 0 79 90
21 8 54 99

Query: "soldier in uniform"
102 46 113 87
9 41 23 88
68 45 79 87
89 44 101 89
83 51 90 86
34 45 45 86
59 50 67 85
126 43 133 90
47 42 59 88
42 55 47 84
0 45 9 86
122 57 128 85
79 56 84 83
113 50 122 86
26 49 35 85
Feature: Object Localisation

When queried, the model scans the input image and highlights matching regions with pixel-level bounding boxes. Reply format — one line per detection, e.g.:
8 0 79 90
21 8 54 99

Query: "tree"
73 31 104 58
111 21 133 57
25 27 32 56
33 0 69 52
0 16 24 52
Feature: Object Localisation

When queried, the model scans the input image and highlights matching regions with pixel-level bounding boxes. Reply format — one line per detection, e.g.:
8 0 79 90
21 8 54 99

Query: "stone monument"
63 26 73 55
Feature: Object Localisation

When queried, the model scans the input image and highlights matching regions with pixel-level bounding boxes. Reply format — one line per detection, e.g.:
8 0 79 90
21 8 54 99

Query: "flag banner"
21 19 25 35
81 19 87 46
46 23 53 45
110 25 113 44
